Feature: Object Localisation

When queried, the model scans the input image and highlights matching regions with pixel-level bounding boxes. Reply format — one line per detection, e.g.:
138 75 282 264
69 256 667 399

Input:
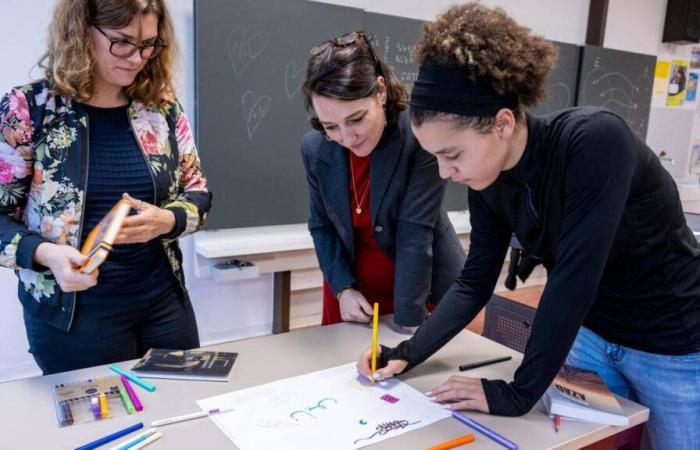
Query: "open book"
131 349 238 382
542 364 629 426
79 199 132 273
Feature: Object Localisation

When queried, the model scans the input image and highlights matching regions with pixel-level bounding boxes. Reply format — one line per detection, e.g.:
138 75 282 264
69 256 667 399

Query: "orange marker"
426 433 476 450
554 414 561 433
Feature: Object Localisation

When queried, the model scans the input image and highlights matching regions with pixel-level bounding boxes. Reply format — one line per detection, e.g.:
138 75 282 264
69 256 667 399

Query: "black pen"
458 356 512 371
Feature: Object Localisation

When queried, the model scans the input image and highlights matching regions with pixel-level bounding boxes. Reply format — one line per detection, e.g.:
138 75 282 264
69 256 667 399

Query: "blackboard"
530 41 581 115
363 12 468 213
195 2 590 229
195 0 363 229
576 45 656 141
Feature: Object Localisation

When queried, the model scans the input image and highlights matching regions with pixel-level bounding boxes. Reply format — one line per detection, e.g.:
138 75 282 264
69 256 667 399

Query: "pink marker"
380 394 399 404
121 375 143 411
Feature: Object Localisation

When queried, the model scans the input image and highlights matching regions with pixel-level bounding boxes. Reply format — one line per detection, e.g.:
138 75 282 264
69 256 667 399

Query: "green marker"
119 386 136 414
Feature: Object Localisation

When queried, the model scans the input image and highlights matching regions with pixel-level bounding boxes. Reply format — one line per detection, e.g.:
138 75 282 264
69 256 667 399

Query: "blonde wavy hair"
39 0 179 107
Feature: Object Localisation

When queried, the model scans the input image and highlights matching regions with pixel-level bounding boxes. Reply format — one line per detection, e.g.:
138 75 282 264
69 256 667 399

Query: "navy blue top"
383 107 700 416
76 102 176 299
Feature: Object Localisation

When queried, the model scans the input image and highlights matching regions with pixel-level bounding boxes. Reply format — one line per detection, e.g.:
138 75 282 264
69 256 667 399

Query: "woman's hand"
356 344 408 382
338 288 374 322
114 193 175 244
426 375 490 413
34 242 98 292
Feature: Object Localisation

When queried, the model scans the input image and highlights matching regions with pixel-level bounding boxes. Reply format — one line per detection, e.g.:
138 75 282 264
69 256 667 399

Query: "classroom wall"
0 0 690 381
606 0 700 183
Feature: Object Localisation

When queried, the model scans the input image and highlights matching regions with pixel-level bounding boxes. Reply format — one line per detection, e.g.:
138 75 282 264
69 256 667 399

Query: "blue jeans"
566 326 700 450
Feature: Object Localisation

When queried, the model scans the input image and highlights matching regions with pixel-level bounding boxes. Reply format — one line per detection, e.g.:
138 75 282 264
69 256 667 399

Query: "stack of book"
542 364 629 426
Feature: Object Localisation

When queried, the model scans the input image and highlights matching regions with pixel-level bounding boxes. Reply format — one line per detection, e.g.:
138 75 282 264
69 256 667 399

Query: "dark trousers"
24 284 200 375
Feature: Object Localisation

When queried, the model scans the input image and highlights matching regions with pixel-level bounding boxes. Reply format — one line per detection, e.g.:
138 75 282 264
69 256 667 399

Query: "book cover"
131 349 238 382
543 364 628 426
79 199 132 273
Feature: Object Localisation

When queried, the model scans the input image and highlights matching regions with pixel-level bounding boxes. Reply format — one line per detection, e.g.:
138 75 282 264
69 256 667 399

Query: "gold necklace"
349 156 369 215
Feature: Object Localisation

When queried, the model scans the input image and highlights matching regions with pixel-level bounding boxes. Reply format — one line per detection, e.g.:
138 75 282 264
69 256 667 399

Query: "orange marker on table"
426 433 476 450
370 302 379 384
554 414 561 432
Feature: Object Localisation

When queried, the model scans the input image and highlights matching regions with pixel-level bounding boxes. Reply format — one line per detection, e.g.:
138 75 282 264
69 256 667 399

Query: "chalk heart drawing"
227 27 271 78
285 61 305 99
242 91 271 140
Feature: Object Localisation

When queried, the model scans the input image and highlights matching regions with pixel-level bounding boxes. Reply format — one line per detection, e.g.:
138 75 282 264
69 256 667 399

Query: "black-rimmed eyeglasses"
93 25 166 60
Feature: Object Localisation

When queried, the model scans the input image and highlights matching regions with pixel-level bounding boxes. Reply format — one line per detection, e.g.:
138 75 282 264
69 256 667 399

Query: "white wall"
2 0 692 381
315 0 590 44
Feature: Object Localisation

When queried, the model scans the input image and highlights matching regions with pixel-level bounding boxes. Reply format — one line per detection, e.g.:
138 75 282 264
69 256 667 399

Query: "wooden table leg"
272 271 291 334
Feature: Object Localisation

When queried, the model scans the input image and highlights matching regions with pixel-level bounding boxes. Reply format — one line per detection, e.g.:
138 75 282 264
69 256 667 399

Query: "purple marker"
121 375 144 411
90 396 101 419
452 411 518 450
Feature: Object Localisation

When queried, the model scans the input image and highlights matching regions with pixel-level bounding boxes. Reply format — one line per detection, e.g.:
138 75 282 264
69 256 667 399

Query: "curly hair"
303 32 408 134
410 2 557 132
39 0 178 107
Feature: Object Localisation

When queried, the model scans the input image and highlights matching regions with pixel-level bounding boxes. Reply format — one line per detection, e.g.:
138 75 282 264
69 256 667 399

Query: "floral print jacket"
0 80 212 331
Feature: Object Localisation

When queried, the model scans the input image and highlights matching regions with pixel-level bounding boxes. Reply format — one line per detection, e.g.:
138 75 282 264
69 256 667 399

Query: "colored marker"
371 302 379 384
452 411 518 450
151 407 234 427
59 401 74 426
74 422 144 450
119 385 136 414
109 364 156 392
426 433 476 450
107 428 158 450
99 392 109 418
129 431 162 449
121 376 144 411
554 414 561 433
458 356 512 372
90 396 101 419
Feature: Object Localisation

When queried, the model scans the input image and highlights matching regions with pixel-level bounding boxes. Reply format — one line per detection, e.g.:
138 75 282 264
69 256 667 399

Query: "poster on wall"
653 60 670 97
692 47 700 69
667 60 689 107
687 72 699 103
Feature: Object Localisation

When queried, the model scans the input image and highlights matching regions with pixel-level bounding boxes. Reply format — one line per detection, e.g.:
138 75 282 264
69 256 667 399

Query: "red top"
321 152 396 325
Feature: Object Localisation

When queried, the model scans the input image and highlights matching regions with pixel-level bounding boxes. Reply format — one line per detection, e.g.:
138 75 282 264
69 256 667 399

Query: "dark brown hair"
40 0 178 107
303 32 408 134
410 2 557 133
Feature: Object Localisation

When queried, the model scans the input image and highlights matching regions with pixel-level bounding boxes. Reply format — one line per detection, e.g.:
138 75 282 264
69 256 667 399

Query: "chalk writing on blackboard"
285 61 305 100
227 27 271 79
242 90 272 140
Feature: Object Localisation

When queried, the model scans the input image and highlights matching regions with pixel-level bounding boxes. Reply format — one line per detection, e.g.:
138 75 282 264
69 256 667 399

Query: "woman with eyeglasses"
0 0 211 374
356 4 700 449
300 31 465 330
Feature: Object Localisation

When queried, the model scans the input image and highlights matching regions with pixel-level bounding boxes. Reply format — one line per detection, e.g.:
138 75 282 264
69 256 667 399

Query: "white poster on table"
197 363 450 450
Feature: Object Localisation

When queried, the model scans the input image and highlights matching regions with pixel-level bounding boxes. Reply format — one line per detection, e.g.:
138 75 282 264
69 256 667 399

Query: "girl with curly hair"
358 4 700 448
0 0 212 374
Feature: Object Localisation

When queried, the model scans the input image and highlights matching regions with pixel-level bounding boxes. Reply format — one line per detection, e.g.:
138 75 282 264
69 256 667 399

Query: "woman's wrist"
336 285 355 300
158 208 176 236
33 242 57 267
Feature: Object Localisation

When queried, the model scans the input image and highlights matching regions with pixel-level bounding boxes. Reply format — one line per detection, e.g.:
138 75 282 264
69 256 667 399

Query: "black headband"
410 65 517 116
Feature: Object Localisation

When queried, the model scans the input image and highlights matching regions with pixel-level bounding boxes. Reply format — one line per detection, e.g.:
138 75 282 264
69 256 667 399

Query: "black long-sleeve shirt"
381 107 700 416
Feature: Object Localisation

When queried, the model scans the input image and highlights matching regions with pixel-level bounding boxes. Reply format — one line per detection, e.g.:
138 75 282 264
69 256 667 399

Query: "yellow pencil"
371 302 379 385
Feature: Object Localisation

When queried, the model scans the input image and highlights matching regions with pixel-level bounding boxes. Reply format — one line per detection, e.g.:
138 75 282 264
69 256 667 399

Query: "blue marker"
74 422 144 450
109 364 156 392
452 411 518 450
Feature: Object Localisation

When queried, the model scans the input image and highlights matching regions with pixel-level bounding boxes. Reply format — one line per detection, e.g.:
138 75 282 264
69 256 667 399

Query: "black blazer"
301 111 466 326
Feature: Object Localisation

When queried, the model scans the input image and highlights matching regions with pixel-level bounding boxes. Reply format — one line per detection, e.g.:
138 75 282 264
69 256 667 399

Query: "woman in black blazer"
301 31 465 329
